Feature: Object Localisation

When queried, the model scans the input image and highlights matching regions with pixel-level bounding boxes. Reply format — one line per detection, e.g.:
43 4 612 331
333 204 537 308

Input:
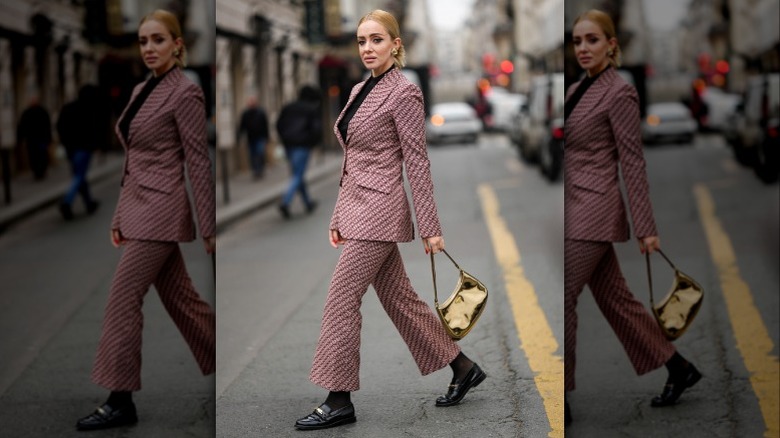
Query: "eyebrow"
357 33 386 39
139 32 167 38
572 32 601 38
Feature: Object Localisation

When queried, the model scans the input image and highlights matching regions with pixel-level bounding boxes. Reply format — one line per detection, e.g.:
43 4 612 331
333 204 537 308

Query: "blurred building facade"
0 0 214 177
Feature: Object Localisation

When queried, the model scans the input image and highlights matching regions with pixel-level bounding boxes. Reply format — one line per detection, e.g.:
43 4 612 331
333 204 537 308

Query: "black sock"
106 391 132 408
324 391 351 410
665 352 689 380
450 352 474 381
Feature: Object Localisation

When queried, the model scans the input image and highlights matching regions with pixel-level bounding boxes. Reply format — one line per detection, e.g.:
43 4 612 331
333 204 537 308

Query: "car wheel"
754 139 779 183
540 140 562 182
519 141 538 164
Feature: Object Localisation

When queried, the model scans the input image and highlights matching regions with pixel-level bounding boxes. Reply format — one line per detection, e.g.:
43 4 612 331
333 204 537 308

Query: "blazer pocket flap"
353 170 395 194
569 170 610 194
137 171 177 194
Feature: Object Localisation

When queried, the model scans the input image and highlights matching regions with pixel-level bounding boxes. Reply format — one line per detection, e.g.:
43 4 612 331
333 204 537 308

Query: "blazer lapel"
125 68 180 145
346 69 399 145
566 68 615 129
334 79 368 150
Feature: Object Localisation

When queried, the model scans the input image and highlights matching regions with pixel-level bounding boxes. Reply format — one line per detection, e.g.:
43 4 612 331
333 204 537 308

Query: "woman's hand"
329 229 345 248
204 236 216 254
639 236 660 255
423 236 445 254
110 229 125 248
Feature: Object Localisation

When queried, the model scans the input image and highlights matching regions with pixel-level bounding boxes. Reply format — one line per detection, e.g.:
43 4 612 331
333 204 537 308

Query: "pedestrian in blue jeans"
276 86 322 219
56 85 105 220
236 96 270 179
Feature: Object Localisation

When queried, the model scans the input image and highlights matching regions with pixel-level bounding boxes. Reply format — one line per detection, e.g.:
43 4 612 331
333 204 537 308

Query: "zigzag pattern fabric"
310 240 460 391
111 67 216 242
564 239 674 391
563 67 657 242
92 241 215 391
329 68 441 242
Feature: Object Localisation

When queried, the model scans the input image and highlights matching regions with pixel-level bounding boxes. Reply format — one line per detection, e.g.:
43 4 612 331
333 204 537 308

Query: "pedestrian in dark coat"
236 96 269 179
16 96 52 180
56 84 103 219
275 85 322 218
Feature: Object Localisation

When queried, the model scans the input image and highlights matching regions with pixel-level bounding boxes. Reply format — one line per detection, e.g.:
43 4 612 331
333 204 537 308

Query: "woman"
563 9 701 424
76 10 216 431
294 9 485 431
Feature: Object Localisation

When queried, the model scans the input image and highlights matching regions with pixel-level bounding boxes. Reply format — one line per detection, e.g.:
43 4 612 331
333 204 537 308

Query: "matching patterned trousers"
91 240 216 391
564 239 675 391
310 240 461 392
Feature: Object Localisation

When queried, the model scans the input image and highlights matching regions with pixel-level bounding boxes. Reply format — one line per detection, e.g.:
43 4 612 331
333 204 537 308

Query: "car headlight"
430 114 445 126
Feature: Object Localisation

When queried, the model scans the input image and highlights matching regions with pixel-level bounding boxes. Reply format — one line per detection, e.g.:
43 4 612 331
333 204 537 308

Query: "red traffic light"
500 60 514 74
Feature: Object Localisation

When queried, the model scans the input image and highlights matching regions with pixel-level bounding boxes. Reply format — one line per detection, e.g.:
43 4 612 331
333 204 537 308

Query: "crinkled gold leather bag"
431 249 488 340
647 249 704 340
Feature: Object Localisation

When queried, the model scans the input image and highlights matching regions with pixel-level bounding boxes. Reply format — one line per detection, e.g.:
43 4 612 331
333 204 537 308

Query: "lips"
363 57 376 63
578 57 592 63
144 57 158 63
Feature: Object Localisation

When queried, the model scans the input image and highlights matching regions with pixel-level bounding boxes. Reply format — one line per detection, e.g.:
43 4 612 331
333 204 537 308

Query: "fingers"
111 229 125 248
424 236 445 254
329 229 344 248
204 236 216 254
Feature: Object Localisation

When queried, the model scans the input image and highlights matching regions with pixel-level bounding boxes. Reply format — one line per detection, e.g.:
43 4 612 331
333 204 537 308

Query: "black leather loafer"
565 399 572 426
76 403 138 431
436 363 487 407
651 364 702 407
294 403 356 430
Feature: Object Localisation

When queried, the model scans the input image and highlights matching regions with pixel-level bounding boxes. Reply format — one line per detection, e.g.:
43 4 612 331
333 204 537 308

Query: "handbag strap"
430 249 461 306
645 248 677 307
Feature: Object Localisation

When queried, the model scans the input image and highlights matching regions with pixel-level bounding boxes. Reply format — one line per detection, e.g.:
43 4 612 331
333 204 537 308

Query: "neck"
153 63 176 78
587 62 609 78
371 63 394 78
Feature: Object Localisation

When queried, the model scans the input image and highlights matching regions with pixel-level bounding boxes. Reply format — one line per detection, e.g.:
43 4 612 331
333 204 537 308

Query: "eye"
357 40 365 46
373 38 382 44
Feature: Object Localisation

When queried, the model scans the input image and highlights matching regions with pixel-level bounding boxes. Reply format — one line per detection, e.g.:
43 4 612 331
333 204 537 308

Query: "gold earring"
392 48 398 56
608 50 613 56
174 49 180 56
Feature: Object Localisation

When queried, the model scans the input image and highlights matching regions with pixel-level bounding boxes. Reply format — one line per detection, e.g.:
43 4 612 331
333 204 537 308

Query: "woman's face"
138 19 181 76
572 19 616 76
356 20 400 76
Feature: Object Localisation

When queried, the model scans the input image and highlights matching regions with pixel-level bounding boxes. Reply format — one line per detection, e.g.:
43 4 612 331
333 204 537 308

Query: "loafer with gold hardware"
294 403 356 430
436 363 487 407
651 364 702 407
76 403 138 431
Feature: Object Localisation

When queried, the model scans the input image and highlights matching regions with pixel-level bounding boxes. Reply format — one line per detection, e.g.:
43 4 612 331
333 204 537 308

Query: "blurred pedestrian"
294 10 485 431
56 84 102 220
275 85 321 219
16 95 52 180
563 9 701 426
76 9 216 431
236 95 269 179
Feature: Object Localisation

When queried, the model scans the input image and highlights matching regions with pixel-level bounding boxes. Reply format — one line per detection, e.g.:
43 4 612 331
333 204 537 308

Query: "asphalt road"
215 133 564 437
0 173 216 438
567 134 780 437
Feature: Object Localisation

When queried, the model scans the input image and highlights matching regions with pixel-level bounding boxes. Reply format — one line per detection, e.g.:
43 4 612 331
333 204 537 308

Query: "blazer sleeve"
392 83 443 239
175 83 217 238
609 84 658 238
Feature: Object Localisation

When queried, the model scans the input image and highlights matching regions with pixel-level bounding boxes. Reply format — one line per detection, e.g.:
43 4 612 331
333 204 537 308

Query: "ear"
608 37 617 51
175 37 184 51
393 38 401 49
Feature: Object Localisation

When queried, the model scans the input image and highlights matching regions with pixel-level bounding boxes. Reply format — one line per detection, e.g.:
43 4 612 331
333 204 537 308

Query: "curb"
215 157 341 234
0 158 124 234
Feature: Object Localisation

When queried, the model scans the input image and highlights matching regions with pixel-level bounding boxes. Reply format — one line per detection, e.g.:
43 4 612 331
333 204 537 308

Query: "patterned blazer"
563 67 657 242
329 68 442 242
111 67 216 242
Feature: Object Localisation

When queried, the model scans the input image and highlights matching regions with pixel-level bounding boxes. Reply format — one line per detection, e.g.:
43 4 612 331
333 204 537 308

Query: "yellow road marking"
693 183 779 438
478 183 563 437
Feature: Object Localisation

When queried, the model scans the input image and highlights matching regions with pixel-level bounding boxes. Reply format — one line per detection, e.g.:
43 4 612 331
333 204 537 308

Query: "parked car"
700 87 742 132
539 117 564 182
510 73 565 163
426 102 482 145
724 73 780 183
641 102 697 144
485 88 526 132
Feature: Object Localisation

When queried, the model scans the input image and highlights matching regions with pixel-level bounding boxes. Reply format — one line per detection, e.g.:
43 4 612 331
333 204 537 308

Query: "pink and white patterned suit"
564 67 674 391
309 68 460 391
91 67 216 391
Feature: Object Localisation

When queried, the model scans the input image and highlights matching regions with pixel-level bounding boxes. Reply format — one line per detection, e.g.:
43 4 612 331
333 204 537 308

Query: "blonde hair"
140 9 187 67
574 9 621 68
358 9 405 68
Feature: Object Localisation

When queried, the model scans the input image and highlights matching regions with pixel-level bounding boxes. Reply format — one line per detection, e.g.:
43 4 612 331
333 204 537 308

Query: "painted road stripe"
478 183 564 438
693 183 779 438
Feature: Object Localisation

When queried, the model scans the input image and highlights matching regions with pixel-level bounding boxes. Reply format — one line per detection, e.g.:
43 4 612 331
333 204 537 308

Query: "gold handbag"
646 249 704 340
430 249 488 340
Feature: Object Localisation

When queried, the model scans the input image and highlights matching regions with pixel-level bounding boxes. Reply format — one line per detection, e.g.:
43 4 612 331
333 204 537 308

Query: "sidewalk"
215 148 342 234
0 152 125 234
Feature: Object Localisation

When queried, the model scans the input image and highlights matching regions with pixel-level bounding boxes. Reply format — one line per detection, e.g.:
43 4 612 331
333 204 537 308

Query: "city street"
0 172 216 437
215 134 564 437
567 134 780 437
